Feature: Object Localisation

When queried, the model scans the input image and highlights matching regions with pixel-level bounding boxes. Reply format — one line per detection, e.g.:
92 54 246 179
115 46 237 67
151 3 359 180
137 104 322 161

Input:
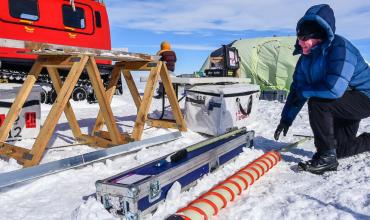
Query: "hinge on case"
149 180 161 202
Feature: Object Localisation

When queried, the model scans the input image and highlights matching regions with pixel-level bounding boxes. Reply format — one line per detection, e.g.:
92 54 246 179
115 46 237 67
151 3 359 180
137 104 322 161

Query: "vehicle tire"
72 87 88 101
49 89 57 104
40 89 48 104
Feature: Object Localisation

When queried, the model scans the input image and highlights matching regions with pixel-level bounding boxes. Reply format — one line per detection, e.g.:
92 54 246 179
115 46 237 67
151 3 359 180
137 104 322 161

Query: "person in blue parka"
274 4 370 174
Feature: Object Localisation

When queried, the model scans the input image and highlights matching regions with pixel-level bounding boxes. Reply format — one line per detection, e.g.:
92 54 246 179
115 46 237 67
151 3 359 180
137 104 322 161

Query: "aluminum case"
95 128 254 220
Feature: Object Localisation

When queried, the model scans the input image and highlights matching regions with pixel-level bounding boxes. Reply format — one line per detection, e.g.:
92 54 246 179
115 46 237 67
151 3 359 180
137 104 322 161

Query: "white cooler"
184 83 260 136
0 84 42 141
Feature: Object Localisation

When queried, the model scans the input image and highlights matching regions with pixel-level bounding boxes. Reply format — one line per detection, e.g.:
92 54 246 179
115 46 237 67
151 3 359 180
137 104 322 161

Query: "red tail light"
25 112 36 128
0 114 5 127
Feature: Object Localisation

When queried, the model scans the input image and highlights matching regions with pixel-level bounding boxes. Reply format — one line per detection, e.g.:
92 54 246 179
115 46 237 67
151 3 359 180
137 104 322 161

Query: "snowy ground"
0 77 370 220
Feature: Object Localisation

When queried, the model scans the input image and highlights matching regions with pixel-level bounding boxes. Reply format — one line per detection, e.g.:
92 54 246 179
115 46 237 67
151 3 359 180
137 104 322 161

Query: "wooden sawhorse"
92 60 187 141
0 54 127 167
0 51 186 167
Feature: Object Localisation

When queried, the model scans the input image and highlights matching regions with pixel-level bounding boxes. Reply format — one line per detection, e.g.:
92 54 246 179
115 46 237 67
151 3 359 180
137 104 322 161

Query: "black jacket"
159 50 177 72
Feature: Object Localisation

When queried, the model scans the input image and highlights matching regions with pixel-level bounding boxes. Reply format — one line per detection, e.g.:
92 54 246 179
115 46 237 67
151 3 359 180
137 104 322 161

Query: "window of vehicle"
9 0 39 21
95 11 101 28
62 5 85 29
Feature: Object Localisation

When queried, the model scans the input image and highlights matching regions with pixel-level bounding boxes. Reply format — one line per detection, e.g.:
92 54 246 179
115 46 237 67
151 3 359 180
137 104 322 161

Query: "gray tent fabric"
200 36 299 91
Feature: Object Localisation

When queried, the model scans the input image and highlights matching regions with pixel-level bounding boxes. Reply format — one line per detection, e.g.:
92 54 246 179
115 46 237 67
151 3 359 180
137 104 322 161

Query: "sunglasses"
297 33 317 41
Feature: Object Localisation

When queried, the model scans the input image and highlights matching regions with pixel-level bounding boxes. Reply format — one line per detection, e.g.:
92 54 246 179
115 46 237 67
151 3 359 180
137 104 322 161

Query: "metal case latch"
149 180 161 202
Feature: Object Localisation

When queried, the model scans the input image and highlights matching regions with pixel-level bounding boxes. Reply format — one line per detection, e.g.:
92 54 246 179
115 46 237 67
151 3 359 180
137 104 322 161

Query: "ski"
0 131 182 188
278 137 312 152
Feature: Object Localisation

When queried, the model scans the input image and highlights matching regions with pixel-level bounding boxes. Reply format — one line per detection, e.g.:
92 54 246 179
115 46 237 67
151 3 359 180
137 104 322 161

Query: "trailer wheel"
87 92 97 104
49 89 57 104
115 87 122 95
40 89 48 104
72 87 87 101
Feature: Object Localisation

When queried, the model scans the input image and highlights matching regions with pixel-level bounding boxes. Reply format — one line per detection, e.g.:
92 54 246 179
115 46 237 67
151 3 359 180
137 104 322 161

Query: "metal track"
0 65 121 104
0 131 182 188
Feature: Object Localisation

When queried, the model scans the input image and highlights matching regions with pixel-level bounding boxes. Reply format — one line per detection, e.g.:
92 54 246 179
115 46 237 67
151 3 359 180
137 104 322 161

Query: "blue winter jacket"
281 4 370 126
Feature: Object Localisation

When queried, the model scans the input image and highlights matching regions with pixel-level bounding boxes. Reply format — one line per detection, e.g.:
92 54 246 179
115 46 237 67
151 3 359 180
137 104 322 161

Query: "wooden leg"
159 63 187 131
131 62 162 140
23 55 89 167
92 65 122 135
86 57 123 145
47 67 83 139
0 59 43 142
0 142 32 165
123 69 142 109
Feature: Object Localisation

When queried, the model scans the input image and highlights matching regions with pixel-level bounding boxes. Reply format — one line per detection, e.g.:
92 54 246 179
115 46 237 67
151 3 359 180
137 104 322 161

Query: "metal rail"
0 131 181 188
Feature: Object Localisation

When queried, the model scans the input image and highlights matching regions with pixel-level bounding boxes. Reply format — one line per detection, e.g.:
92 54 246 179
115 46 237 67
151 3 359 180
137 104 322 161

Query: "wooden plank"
47 67 83 138
0 58 43 142
86 56 124 145
43 64 74 68
0 38 154 60
92 65 122 134
37 55 74 65
36 50 153 62
95 130 131 142
95 130 113 140
23 55 89 167
123 69 142 109
131 62 162 140
36 55 87 69
116 61 156 71
79 134 117 148
146 119 179 129
159 63 187 132
0 142 32 165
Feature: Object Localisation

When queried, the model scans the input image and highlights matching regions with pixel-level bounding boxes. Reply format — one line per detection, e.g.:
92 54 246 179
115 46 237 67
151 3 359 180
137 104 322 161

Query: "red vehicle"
0 0 120 103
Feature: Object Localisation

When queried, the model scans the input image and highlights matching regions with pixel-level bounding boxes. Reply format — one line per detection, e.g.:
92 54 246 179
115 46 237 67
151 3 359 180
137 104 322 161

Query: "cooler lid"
186 83 260 96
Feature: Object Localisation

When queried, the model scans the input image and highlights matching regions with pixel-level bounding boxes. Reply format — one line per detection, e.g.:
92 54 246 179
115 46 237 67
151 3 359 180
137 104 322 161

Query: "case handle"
236 96 253 116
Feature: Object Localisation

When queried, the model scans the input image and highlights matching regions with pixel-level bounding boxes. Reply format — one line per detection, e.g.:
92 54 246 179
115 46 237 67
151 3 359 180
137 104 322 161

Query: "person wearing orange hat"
155 41 177 98
157 41 177 72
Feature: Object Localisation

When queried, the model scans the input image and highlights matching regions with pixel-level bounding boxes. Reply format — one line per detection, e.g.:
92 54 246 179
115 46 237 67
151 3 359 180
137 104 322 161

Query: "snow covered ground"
0 77 370 220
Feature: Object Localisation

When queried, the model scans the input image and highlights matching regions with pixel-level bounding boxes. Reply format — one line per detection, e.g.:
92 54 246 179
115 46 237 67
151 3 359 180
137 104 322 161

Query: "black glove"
274 122 290 140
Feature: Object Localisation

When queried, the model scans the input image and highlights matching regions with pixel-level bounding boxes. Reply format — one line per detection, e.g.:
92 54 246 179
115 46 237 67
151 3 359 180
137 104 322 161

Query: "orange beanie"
161 41 171 51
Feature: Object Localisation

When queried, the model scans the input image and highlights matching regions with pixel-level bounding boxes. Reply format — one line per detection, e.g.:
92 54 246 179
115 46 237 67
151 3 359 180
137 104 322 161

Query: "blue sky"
106 0 370 74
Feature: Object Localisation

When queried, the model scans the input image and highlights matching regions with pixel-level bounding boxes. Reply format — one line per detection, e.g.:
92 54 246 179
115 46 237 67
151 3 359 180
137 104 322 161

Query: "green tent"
200 36 299 91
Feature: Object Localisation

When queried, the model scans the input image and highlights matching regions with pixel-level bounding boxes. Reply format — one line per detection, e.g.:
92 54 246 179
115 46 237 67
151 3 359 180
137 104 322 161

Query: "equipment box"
0 84 41 141
96 128 254 220
184 83 260 136
205 45 240 77
260 90 287 102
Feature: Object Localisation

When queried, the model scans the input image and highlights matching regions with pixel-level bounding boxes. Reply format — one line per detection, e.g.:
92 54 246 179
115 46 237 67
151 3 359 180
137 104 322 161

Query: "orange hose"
168 150 281 220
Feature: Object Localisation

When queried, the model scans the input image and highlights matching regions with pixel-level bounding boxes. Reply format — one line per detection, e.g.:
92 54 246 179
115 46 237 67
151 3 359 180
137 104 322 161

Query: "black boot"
298 149 339 175
154 84 164 99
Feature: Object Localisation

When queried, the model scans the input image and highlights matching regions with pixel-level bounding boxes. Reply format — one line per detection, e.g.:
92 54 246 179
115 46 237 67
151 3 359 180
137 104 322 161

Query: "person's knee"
336 133 370 158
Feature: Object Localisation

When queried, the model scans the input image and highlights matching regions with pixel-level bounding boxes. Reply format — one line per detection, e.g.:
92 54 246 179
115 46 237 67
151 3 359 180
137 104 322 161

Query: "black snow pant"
308 90 370 158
